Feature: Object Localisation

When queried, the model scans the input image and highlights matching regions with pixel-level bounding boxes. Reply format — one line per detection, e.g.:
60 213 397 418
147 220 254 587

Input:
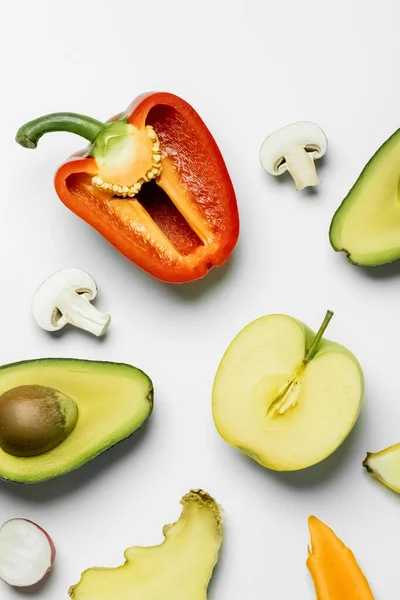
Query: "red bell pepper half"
16 93 239 283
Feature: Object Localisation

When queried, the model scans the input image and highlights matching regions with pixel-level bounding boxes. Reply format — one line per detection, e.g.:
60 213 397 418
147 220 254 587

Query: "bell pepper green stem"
304 310 334 364
15 113 104 149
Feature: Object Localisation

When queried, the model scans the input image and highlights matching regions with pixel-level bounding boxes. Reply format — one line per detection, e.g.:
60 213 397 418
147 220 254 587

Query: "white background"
1 1 400 598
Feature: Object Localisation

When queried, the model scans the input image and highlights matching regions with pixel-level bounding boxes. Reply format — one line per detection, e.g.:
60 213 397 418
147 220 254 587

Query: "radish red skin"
25 519 56 569
0 518 55 588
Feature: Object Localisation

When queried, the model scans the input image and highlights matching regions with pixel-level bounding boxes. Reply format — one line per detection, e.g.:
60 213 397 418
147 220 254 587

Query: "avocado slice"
0 358 153 484
69 489 222 600
330 129 400 265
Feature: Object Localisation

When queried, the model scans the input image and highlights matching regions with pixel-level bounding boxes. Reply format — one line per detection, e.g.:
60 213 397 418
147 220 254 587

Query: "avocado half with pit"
0 359 153 483
330 129 400 265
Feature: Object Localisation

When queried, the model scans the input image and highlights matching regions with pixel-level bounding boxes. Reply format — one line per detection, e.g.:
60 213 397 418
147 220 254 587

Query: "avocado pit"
0 385 78 457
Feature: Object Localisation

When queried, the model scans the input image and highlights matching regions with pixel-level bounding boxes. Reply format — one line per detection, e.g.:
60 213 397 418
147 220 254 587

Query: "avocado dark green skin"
0 358 154 484
3 414 154 486
2 420 154 486
329 128 400 266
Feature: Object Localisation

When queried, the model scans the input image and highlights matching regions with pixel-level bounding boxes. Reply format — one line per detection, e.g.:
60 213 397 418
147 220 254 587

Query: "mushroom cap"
31 268 98 332
260 121 328 176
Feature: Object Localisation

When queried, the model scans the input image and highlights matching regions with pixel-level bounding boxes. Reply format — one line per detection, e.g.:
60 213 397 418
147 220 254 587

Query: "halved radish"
0 519 55 587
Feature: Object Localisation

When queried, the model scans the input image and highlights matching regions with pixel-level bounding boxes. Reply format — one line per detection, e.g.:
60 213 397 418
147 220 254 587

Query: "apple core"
212 311 364 471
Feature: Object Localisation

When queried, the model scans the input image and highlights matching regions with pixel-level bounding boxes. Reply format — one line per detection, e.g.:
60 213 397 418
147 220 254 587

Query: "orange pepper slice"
307 516 374 599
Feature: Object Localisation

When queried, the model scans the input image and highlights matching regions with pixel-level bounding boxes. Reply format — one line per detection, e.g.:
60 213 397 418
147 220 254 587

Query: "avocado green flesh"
330 129 400 266
0 359 153 483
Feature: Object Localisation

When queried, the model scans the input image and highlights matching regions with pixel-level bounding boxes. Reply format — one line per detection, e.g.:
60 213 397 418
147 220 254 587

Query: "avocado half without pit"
0 358 153 483
212 311 364 471
330 128 400 265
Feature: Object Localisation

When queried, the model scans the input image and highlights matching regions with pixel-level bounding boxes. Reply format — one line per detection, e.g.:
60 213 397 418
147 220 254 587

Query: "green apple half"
212 312 364 471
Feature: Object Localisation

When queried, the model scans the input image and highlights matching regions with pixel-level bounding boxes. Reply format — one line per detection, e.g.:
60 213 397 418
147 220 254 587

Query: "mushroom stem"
283 147 320 190
56 292 110 337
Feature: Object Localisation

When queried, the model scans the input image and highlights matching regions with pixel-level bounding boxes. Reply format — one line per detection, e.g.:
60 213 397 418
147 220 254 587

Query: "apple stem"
304 310 334 364
266 310 334 419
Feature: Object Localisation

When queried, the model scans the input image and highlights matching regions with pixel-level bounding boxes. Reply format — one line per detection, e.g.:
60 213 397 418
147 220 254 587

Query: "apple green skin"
213 315 365 471
301 320 364 382
302 321 365 415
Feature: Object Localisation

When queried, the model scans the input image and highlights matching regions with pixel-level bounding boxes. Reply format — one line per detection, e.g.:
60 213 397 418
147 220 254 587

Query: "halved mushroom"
32 268 111 337
260 122 328 191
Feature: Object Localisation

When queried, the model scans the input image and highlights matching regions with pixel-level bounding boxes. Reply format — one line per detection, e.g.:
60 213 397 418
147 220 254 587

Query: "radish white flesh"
0 519 55 587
